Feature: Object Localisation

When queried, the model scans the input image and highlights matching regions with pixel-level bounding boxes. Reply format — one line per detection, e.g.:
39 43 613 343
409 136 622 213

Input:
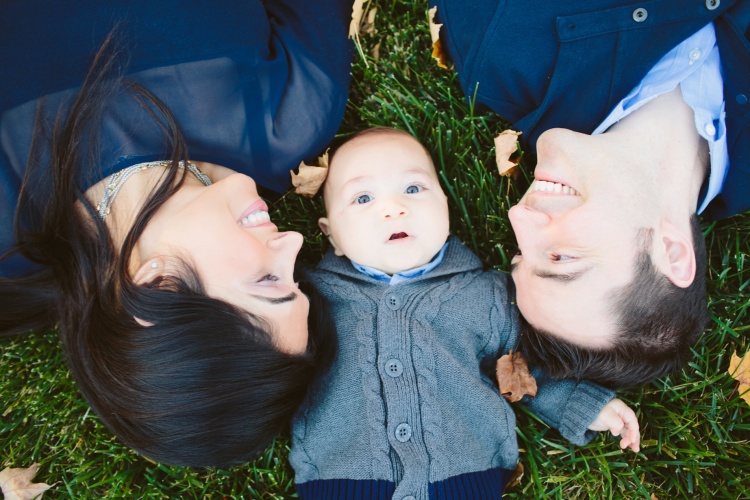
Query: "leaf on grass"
507 462 524 488
362 7 377 36
428 7 450 69
494 129 522 177
728 350 750 406
349 0 366 39
0 464 52 500
290 150 329 198
496 351 537 402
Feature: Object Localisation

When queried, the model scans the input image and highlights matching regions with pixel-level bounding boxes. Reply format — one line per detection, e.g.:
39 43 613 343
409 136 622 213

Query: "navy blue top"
431 0 750 220
0 0 353 276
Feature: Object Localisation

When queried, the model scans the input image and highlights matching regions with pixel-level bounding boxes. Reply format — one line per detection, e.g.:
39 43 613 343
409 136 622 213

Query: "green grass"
2 1 750 497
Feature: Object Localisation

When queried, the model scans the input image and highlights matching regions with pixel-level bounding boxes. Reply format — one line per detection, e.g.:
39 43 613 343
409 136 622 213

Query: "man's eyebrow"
249 292 298 304
533 267 591 282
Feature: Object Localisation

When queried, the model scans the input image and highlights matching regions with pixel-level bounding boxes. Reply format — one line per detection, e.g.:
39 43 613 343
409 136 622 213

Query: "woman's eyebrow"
249 292 298 304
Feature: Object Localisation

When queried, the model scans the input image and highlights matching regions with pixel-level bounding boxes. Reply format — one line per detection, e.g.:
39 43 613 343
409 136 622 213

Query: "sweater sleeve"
522 367 616 446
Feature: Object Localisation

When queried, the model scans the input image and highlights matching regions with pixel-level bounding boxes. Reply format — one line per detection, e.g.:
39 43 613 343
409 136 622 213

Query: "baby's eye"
355 194 372 204
257 274 279 283
405 184 423 194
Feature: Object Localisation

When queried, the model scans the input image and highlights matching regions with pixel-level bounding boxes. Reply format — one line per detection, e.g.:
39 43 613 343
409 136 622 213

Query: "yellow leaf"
494 129 522 177
729 350 750 406
349 0 366 39
0 464 53 500
496 351 537 403
428 7 450 69
290 150 329 198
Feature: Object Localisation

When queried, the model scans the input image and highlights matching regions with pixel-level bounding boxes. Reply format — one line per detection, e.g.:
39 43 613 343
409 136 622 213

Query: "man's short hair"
518 215 708 389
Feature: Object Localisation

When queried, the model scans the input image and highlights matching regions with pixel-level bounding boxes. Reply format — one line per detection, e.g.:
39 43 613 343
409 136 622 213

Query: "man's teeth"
238 210 271 226
534 180 578 195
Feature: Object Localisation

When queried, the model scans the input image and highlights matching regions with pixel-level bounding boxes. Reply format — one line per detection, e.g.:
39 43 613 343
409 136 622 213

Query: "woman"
0 0 352 466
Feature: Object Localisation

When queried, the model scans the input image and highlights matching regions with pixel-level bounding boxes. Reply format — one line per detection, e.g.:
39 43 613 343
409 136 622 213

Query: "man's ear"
318 217 344 256
656 222 696 288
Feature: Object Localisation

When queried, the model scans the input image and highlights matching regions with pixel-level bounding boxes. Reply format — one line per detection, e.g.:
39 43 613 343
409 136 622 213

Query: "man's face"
320 131 450 275
509 128 656 347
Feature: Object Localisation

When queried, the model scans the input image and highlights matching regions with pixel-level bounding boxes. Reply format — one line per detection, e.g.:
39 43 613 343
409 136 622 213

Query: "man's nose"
509 204 552 228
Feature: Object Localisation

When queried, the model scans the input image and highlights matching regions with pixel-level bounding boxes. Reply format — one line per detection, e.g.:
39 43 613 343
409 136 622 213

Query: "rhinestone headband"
97 160 212 220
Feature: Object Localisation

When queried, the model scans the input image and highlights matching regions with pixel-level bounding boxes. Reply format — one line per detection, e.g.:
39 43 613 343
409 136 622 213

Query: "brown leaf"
290 151 329 198
371 41 381 61
428 7 450 69
362 7 377 36
348 0 366 39
729 350 750 406
507 462 524 488
496 351 537 402
494 129 522 177
0 464 53 500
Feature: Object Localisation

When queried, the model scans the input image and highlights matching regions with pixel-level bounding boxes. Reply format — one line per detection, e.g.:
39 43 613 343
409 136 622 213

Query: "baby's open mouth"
389 232 409 240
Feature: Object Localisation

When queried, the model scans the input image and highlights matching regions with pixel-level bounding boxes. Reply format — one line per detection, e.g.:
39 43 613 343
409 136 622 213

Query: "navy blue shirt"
0 0 353 276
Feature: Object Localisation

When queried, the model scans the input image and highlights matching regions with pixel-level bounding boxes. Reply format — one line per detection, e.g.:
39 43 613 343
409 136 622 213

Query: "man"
432 0 749 387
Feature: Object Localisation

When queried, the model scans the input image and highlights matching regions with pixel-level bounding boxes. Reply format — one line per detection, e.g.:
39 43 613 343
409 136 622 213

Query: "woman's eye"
355 194 372 204
405 184 423 194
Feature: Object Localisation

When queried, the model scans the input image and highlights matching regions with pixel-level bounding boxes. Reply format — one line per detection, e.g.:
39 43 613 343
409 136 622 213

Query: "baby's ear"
318 217 344 256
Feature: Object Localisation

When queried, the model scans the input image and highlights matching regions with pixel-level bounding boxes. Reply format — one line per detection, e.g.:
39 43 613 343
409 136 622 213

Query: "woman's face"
133 168 309 354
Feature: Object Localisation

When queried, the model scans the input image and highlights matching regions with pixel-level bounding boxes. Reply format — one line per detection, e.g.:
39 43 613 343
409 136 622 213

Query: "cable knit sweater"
290 237 616 499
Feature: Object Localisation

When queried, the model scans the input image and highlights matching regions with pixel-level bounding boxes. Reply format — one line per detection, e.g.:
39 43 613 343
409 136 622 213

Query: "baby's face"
320 132 450 275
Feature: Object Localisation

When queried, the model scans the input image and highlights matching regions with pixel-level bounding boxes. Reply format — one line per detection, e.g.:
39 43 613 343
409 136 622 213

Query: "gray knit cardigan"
291 236 615 499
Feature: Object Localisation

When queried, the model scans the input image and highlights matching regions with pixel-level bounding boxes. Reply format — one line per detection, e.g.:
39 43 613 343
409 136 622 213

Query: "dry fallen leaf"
428 7 450 69
494 129 522 176
349 0 366 39
0 464 52 500
496 351 537 402
507 462 524 488
728 350 750 406
362 7 377 36
290 150 329 198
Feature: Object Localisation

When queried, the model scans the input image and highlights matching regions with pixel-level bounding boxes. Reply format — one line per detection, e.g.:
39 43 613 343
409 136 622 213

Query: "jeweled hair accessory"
97 160 211 220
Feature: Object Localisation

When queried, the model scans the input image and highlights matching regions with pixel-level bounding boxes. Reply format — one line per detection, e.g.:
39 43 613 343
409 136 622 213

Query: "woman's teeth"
534 180 579 195
238 210 271 227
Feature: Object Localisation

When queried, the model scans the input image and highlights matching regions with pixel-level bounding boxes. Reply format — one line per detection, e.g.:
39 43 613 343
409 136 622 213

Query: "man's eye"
551 254 574 262
405 184 423 194
355 194 372 204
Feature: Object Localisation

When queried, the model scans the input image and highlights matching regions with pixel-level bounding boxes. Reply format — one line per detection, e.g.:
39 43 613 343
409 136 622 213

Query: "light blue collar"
351 241 449 285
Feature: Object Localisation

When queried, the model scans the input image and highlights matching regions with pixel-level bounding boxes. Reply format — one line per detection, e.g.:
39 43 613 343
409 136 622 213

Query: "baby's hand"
587 398 640 452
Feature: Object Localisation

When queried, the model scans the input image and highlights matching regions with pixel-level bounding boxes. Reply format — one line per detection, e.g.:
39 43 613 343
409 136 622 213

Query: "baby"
290 127 640 499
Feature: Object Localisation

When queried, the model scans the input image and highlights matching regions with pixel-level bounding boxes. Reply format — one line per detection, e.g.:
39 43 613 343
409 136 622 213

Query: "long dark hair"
0 30 328 467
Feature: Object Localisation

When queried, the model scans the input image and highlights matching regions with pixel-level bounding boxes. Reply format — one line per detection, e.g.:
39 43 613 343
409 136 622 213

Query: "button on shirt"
593 22 728 214
351 242 449 285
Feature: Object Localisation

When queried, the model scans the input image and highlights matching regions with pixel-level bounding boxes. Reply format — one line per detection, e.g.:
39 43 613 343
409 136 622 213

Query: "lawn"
2 1 749 498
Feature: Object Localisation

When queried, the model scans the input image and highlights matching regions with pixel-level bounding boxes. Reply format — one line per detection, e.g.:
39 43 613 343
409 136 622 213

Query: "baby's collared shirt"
350 241 449 286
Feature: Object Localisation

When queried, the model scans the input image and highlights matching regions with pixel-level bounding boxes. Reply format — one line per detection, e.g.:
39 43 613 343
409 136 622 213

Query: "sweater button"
385 292 402 310
737 94 748 105
632 7 648 22
385 358 404 378
705 0 720 10
395 423 412 442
